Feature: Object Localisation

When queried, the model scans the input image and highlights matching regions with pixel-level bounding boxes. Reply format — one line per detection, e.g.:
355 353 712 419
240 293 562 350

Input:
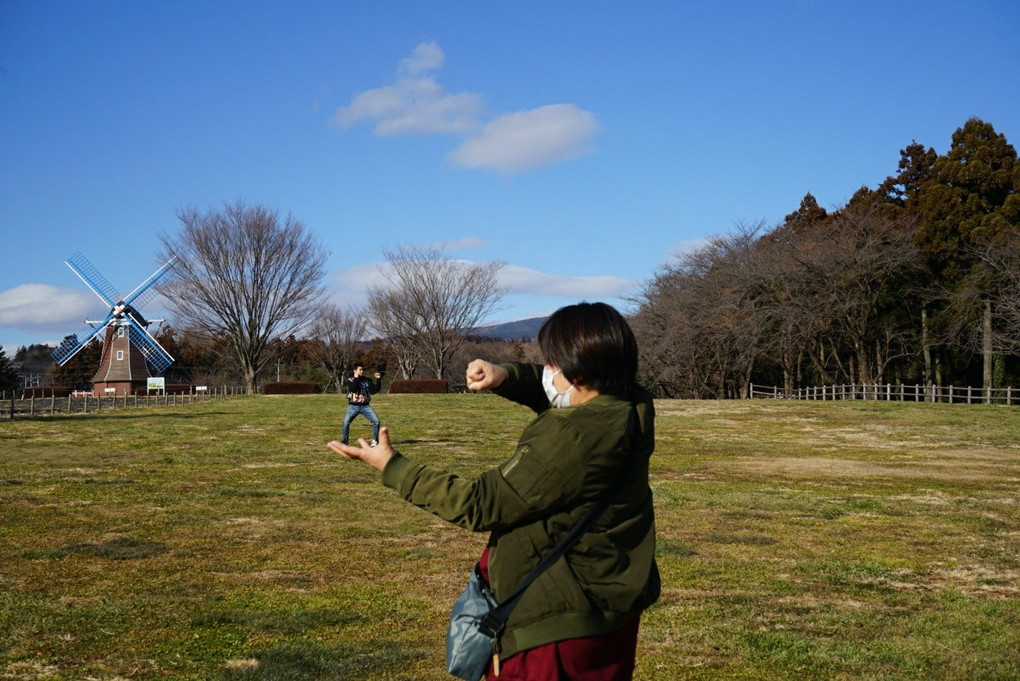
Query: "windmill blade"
50 315 113 366
125 315 175 372
66 252 120 307
122 255 179 308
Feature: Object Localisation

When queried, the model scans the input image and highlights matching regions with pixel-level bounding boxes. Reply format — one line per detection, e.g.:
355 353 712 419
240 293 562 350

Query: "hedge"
387 379 449 394
264 381 320 395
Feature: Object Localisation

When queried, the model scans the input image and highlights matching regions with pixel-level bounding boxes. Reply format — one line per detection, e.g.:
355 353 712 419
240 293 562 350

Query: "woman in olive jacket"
329 302 660 680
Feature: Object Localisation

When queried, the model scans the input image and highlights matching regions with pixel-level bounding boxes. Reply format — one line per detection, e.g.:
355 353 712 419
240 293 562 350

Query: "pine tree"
0 348 18 392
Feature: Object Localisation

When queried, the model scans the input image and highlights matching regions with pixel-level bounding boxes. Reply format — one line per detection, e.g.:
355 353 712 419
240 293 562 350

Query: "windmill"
51 252 179 395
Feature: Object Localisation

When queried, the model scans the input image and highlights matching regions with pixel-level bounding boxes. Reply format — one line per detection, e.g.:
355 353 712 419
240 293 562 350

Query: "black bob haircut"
537 302 638 394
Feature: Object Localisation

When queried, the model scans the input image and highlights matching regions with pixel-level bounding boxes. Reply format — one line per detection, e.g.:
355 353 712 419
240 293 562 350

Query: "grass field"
2 394 1019 680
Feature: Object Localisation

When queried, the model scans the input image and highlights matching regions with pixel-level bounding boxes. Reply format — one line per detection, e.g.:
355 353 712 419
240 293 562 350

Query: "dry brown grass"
1 395 1018 679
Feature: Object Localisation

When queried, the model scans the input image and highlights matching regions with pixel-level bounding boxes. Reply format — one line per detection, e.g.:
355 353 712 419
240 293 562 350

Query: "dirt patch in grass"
719 451 1020 484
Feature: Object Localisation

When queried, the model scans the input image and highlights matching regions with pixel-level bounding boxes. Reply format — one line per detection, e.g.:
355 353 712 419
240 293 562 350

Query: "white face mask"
542 366 573 408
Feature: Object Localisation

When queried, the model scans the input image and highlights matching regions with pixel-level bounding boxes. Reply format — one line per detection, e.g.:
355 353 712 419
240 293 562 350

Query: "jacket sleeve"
494 363 550 414
381 415 586 532
382 454 532 531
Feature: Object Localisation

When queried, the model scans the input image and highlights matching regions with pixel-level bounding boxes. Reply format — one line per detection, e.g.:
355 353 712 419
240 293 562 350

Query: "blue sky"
2 0 1018 354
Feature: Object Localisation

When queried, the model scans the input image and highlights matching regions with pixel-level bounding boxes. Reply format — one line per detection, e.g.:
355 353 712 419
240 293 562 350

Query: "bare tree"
633 225 767 398
944 234 1020 396
308 304 367 392
632 266 710 397
982 236 1020 354
158 200 328 394
795 204 923 385
367 288 422 380
367 245 505 380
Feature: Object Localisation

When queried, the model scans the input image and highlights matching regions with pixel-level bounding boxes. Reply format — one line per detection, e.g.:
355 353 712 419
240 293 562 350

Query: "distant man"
342 363 382 446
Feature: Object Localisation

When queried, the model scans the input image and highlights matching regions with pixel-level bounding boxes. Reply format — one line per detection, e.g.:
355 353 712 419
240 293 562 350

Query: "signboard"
147 377 166 394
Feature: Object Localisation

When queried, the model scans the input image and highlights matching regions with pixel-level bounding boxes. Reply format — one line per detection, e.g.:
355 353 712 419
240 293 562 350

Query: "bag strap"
479 407 639 638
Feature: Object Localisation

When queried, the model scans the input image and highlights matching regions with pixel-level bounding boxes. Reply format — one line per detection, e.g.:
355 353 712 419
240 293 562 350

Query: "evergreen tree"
916 118 1018 279
0 348 18 392
783 193 828 233
881 141 938 213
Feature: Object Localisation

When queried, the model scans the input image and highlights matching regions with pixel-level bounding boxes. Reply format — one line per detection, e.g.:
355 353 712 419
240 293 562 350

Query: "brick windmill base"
92 325 152 395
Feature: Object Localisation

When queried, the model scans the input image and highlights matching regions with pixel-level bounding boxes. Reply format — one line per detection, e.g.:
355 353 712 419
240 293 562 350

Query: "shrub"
264 381 320 395
387 379 448 394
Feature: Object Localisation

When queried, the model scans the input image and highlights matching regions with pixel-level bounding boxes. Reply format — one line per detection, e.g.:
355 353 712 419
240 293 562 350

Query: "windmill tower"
51 252 178 396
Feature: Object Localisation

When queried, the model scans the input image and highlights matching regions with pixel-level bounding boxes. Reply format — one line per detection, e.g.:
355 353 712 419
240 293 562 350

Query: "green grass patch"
2 395 1019 679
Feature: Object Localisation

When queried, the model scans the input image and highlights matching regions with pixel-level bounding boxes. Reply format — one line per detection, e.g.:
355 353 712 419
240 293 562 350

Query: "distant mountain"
472 316 547 340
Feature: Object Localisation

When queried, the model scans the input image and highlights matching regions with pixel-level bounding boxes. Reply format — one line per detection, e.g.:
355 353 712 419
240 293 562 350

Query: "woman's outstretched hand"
328 427 395 472
466 359 507 392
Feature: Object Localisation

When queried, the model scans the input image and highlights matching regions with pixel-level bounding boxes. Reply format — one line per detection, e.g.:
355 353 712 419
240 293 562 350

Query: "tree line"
13 117 1017 399
631 117 1020 398
23 205 510 394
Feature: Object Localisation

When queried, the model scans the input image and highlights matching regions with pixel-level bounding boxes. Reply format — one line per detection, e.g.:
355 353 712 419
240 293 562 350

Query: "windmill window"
117 350 124 361
118 327 125 338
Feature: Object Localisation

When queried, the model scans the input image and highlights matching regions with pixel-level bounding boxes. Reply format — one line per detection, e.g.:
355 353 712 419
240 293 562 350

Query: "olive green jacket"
381 362 660 659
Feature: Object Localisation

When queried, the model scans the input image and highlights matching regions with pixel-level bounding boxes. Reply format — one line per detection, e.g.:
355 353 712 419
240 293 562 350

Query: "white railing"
749 383 1018 405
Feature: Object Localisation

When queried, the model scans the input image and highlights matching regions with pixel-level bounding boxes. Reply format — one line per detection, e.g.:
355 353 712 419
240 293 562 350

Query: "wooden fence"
0 386 243 419
749 383 1019 405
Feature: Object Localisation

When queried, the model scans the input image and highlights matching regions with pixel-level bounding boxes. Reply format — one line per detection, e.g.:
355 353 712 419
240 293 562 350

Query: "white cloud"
336 44 600 173
335 77 483 136
498 264 636 298
413 236 486 251
447 104 599 173
664 238 711 264
326 263 389 307
336 42 481 136
324 259 636 316
0 284 98 334
400 41 445 76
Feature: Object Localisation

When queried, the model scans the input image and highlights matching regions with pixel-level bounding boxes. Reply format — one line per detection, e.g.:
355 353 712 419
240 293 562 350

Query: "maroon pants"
479 548 640 681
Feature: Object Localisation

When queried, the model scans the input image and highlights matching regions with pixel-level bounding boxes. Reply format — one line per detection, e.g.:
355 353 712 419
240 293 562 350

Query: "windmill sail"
66 252 120 307
50 315 114 365
125 316 174 372
50 254 179 379
122 255 179 308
